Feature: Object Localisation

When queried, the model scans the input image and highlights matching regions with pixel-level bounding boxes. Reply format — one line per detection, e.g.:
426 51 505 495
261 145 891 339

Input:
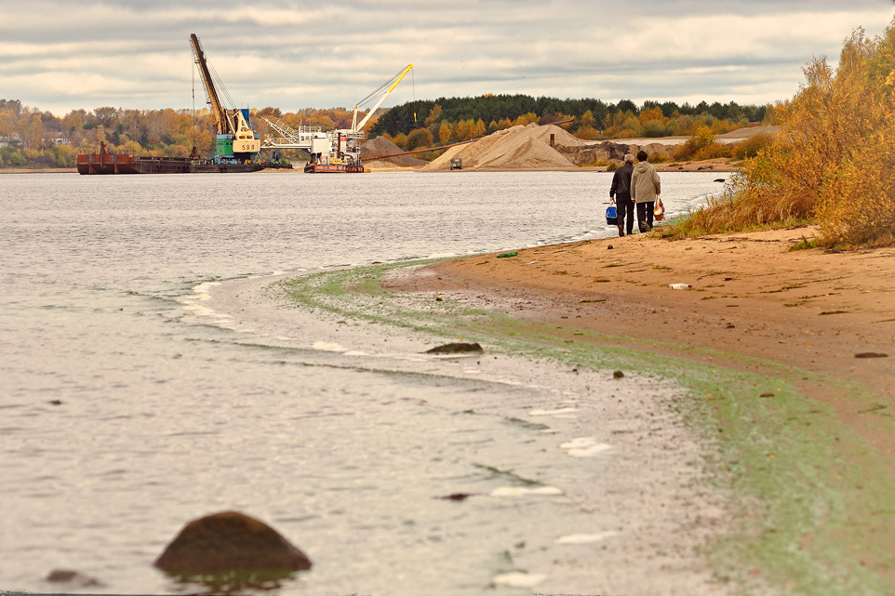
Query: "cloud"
1 0 892 114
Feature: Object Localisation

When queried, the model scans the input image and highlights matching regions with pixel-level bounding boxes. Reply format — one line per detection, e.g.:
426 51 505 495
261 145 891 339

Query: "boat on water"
304 162 365 173
303 156 365 173
77 144 191 175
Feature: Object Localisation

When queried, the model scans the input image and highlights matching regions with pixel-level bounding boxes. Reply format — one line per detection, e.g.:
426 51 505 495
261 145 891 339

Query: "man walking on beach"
631 150 661 232
609 153 635 236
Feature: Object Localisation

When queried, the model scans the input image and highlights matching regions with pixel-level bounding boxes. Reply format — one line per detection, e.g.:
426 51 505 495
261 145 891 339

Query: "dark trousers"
616 196 635 235
636 201 655 232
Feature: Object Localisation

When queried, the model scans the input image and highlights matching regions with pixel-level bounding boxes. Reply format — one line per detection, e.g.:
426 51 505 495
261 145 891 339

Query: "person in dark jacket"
609 153 635 236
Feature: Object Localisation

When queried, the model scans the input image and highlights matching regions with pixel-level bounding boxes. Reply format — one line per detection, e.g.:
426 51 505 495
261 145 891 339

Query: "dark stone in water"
425 342 484 354
154 511 312 582
437 492 477 501
46 569 103 587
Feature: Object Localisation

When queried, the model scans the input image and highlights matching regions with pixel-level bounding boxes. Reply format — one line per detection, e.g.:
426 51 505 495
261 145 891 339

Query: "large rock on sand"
154 511 311 583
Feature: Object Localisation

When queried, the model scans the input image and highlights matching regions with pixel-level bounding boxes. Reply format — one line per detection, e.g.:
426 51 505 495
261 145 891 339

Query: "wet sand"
385 227 895 469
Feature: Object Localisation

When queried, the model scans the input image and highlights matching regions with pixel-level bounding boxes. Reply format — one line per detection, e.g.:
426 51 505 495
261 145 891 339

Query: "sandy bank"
605 125 781 147
385 226 894 423
383 226 895 587
0 167 75 174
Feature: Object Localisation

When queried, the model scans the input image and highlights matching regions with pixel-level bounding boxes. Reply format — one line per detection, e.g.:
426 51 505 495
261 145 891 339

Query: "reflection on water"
0 171 725 595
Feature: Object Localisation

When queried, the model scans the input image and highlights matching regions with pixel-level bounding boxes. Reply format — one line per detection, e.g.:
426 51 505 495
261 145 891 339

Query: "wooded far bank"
0 95 771 170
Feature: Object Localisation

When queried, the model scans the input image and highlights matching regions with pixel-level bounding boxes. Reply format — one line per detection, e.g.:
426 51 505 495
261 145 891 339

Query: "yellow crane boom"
351 64 414 132
189 33 260 154
189 34 228 135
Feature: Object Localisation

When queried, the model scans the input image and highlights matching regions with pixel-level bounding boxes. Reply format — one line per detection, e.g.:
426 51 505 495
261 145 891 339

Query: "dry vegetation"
665 20 895 247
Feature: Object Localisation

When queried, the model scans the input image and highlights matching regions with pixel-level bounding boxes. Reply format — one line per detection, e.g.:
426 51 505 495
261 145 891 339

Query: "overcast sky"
2 1 893 116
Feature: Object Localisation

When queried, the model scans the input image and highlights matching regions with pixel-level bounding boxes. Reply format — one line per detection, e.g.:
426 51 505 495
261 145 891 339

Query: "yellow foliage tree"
474 118 486 138
406 127 433 150
684 20 895 246
438 121 452 145
424 104 443 128
639 106 666 124
511 112 539 127
453 119 472 141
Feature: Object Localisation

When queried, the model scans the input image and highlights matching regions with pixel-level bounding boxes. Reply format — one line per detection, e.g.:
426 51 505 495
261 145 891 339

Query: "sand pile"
425 123 578 170
530 123 586 148
361 136 427 169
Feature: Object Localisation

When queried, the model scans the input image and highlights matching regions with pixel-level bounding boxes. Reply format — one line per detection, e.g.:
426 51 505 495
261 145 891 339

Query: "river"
0 169 727 595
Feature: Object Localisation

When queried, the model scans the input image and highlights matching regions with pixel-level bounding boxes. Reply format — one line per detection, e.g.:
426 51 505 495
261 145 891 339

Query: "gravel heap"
360 136 428 169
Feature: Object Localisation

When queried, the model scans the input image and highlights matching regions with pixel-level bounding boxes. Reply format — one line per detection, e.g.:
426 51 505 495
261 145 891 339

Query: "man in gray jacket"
631 150 661 232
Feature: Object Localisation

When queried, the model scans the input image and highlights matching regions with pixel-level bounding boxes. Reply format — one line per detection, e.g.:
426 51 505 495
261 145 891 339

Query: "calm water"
0 170 725 595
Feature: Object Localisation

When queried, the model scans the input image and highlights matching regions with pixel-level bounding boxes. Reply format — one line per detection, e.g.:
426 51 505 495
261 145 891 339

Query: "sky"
2 0 894 116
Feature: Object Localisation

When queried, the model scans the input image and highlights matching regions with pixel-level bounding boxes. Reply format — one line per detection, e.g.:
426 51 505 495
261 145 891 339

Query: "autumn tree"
406 127 433 150
678 20 895 246
424 104 443 127
437 121 452 144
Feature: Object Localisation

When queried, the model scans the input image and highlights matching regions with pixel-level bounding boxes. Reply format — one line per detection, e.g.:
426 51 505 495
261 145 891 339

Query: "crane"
260 64 414 172
350 64 414 133
189 33 260 160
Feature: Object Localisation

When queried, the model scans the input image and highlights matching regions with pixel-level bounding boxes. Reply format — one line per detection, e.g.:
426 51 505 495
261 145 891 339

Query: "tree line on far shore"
0 94 770 169
0 101 363 169
369 95 770 150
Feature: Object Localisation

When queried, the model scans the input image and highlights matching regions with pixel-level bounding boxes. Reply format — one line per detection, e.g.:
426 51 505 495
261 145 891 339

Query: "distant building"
0 134 22 148
43 132 70 146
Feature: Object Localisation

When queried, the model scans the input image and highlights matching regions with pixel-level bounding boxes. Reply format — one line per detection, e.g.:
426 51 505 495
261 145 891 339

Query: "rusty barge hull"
76 150 286 175
77 153 192 174
303 161 366 173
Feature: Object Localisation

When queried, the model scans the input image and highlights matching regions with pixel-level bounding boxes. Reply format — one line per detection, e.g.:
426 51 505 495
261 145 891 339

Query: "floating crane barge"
77 34 288 175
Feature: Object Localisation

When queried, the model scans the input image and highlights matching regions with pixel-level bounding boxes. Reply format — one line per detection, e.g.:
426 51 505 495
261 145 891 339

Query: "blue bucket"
605 205 618 226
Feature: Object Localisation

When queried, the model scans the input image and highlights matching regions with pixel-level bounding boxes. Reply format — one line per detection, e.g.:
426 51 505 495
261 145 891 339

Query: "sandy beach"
383 226 895 587
385 227 894 403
